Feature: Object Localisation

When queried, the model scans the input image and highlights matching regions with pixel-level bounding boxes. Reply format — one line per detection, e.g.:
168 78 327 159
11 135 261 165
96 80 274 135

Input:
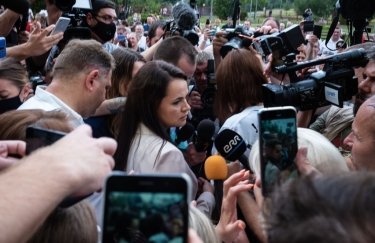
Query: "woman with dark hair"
86 47 146 139
115 60 214 215
107 48 146 98
214 48 268 157
106 48 146 138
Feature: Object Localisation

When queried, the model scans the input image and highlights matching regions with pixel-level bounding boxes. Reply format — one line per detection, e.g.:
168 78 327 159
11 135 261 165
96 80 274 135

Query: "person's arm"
93 97 127 116
198 29 209 51
141 37 163 61
0 9 20 36
237 191 267 243
6 24 63 60
0 125 116 243
212 31 227 68
215 170 252 243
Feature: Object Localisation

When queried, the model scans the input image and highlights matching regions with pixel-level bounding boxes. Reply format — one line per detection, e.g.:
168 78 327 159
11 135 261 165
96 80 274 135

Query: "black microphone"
214 129 250 170
195 119 215 152
172 2 197 30
175 122 195 144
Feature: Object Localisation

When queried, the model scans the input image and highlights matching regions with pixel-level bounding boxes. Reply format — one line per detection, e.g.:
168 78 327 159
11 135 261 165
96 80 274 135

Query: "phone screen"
50 17 71 36
258 107 298 196
102 174 190 243
26 126 66 155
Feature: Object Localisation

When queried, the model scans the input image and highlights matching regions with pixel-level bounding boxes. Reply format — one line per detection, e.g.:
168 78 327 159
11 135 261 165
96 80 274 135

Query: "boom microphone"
195 119 215 152
325 1 340 47
175 122 195 144
172 2 197 30
204 155 228 180
214 129 250 170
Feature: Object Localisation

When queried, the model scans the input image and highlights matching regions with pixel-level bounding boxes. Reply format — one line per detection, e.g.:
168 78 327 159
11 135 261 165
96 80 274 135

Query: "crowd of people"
1 0 375 242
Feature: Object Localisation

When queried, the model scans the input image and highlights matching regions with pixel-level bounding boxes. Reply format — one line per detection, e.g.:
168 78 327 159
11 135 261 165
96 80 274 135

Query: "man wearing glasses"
85 0 118 52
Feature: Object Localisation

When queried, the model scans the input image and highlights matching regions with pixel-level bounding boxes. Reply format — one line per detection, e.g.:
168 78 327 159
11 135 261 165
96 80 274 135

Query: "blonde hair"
189 206 220 243
249 128 349 178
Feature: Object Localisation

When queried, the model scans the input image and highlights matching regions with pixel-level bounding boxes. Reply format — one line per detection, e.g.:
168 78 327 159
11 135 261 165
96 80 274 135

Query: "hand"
184 143 207 167
216 170 252 243
227 161 243 177
212 31 228 58
0 140 26 170
203 28 210 42
187 91 203 109
18 31 30 44
198 177 214 194
24 22 63 57
295 147 320 177
34 125 117 197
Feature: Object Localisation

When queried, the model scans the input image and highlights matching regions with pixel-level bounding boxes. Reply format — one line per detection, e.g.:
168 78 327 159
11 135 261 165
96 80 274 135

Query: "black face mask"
0 95 23 114
91 18 116 43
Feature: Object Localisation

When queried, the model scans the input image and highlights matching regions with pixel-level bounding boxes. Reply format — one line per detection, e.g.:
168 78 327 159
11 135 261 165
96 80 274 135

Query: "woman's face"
157 79 191 128
0 79 21 100
122 61 145 96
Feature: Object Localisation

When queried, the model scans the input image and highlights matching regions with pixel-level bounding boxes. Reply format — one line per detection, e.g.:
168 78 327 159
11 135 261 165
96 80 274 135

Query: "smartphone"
102 173 191 243
50 17 71 36
258 106 298 196
25 126 66 155
0 37 5 58
117 34 126 42
313 25 323 39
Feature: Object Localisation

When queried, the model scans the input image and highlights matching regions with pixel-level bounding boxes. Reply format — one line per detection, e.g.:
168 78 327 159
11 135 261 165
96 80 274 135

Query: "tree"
294 0 336 18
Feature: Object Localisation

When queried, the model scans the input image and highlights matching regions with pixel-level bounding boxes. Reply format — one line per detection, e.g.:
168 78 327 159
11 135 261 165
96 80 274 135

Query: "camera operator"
81 0 117 52
188 51 216 126
253 17 280 37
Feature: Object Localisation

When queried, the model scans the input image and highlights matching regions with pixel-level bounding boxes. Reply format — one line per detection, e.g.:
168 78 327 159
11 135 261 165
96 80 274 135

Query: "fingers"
44 24 56 35
96 137 117 156
223 170 249 193
0 140 26 157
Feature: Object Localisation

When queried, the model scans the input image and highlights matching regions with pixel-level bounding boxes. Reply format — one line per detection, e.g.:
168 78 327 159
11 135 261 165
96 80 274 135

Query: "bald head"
344 95 375 170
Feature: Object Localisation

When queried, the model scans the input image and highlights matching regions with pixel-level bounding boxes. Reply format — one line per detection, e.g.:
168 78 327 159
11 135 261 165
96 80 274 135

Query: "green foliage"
294 0 336 18
213 0 232 19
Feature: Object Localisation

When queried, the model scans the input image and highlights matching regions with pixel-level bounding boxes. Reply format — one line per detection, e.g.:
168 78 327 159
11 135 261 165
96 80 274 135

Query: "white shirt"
137 35 148 51
213 105 263 158
320 38 342 55
17 86 84 128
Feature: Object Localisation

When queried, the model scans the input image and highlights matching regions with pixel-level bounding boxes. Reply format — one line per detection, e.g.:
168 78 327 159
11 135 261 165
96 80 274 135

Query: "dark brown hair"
0 109 73 140
214 48 267 123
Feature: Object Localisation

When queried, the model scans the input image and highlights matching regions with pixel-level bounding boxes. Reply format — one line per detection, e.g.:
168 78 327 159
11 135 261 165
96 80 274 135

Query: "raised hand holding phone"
258 106 298 196
102 173 191 243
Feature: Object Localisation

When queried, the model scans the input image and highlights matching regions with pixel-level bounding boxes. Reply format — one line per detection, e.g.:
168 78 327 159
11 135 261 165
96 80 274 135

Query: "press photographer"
189 51 217 128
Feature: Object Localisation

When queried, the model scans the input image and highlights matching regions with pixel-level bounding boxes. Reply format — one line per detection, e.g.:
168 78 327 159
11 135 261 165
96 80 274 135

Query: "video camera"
53 0 93 41
219 26 253 58
164 2 200 46
262 48 368 110
252 24 305 65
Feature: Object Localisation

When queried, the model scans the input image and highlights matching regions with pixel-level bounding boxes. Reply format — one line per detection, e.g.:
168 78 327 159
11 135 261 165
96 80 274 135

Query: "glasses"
96 14 118 23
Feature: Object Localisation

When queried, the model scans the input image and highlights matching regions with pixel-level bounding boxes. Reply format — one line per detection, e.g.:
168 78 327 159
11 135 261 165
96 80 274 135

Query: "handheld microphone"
214 129 250 170
172 2 197 31
204 155 228 180
195 119 215 152
175 122 195 144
